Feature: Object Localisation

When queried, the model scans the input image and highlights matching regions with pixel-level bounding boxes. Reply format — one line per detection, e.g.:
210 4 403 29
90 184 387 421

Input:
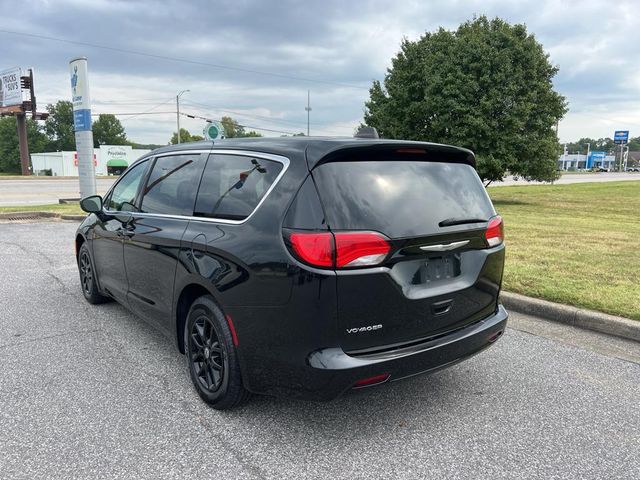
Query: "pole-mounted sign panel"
69 57 96 197
0 67 22 107
614 130 629 145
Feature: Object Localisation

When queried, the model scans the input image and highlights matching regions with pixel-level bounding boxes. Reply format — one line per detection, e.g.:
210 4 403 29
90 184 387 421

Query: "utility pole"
176 90 189 144
305 90 311 136
16 113 30 175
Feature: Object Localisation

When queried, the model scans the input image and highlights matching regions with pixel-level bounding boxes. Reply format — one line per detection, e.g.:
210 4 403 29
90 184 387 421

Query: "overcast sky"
1 0 638 145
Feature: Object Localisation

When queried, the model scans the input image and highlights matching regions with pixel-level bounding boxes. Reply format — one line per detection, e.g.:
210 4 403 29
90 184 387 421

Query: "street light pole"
305 90 312 136
176 90 190 144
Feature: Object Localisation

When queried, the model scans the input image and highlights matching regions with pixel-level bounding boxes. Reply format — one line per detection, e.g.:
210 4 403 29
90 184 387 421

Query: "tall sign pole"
69 57 96 197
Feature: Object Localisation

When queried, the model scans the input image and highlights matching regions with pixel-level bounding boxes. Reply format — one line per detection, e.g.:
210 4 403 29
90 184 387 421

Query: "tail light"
288 231 390 269
289 232 333 267
485 215 504 247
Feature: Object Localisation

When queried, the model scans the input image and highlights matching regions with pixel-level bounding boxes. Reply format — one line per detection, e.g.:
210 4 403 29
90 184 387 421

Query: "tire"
184 295 250 410
77 243 110 304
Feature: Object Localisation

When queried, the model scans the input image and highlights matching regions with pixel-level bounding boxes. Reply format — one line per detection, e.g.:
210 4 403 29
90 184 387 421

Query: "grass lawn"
0 203 83 215
490 181 640 320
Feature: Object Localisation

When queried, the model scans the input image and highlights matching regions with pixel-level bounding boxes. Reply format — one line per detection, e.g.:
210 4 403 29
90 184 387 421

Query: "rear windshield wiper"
438 217 487 227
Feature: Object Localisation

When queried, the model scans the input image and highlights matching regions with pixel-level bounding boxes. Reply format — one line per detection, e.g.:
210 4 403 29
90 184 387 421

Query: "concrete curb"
0 211 85 222
501 291 640 342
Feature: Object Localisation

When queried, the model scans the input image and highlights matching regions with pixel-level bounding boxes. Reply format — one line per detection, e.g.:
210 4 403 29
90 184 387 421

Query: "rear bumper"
297 304 508 401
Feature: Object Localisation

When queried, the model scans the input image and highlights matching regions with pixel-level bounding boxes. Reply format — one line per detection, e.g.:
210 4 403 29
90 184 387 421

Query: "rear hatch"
310 146 505 353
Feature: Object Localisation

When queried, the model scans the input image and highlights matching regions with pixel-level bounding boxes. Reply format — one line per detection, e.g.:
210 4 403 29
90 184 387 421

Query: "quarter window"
140 154 205 216
106 160 148 212
194 154 283 220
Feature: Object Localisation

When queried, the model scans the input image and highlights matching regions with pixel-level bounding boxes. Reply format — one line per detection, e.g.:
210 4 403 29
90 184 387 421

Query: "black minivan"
76 137 507 409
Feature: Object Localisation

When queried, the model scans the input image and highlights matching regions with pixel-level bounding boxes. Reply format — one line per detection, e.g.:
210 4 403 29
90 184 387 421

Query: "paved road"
0 178 115 206
1 172 640 206
1 221 639 479
494 171 640 186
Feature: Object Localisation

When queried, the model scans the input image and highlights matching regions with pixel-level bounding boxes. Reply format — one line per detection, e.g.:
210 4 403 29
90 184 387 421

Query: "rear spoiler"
306 141 476 170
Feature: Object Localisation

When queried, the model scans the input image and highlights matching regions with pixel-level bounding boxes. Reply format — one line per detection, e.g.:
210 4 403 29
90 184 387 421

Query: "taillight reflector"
485 215 504 247
288 231 390 269
352 373 390 389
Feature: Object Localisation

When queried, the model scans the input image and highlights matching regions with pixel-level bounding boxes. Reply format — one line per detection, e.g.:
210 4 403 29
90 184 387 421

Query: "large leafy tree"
92 114 128 147
364 16 567 183
44 100 75 151
0 116 48 173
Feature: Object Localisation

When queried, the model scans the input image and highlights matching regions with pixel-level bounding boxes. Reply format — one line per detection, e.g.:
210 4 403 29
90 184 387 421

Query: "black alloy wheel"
77 243 109 304
189 315 225 392
184 295 250 409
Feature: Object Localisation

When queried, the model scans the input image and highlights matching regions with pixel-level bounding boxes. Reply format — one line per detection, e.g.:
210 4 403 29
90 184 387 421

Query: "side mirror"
80 195 103 214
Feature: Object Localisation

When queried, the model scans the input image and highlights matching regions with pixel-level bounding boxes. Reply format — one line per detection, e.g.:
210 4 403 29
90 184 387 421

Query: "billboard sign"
0 67 22 107
614 130 629 144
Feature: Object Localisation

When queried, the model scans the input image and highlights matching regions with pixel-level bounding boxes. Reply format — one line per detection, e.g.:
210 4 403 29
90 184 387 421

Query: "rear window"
312 161 495 238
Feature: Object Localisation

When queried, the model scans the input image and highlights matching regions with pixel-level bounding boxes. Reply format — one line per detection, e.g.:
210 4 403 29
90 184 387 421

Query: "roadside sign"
0 67 23 107
69 57 96 197
614 130 629 144
204 121 225 141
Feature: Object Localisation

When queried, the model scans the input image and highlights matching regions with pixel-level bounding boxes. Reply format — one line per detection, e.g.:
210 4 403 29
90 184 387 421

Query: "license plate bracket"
420 254 461 283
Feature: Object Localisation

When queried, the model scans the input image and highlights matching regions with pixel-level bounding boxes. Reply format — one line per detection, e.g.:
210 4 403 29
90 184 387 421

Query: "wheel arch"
174 282 220 354
75 233 86 260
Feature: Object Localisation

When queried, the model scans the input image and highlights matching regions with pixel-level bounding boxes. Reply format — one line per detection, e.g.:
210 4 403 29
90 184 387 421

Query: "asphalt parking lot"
1 221 639 479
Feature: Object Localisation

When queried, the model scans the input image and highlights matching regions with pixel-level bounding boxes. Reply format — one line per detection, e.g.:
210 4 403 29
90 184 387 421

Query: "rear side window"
313 161 495 238
194 154 283 220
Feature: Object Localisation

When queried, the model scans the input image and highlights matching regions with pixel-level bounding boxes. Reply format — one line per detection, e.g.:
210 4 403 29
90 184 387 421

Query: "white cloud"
2 0 640 143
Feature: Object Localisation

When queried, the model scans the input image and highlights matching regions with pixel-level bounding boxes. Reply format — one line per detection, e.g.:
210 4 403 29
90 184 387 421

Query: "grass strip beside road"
490 181 640 321
0 203 83 215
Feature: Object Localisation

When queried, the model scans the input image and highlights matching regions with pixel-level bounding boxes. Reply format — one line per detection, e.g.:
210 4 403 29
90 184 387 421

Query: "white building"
31 145 151 176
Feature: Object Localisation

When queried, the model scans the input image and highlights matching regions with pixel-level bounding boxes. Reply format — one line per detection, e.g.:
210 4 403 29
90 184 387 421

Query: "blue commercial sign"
614 130 629 144
73 109 92 131
587 151 606 168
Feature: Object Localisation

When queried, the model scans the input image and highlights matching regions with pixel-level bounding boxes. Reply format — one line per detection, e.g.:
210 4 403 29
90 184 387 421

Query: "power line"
0 29 369 91
182 99 354 134
179 112 298 135
90 111 175 116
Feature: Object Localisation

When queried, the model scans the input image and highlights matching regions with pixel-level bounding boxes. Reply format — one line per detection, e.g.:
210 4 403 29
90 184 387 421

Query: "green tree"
626 136 640 151
221 116 244 138
220 116 263 138
92 114 128 147
169 128 204 144
364 16 567 183
44 100 75 151
0 116 48 173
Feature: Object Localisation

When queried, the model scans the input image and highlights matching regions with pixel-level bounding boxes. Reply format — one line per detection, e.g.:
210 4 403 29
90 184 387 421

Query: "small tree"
364 16 567 183
220 116 263 138
44 100 75 151
0 117 48 173
169 129 203 144
92 114 128 147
